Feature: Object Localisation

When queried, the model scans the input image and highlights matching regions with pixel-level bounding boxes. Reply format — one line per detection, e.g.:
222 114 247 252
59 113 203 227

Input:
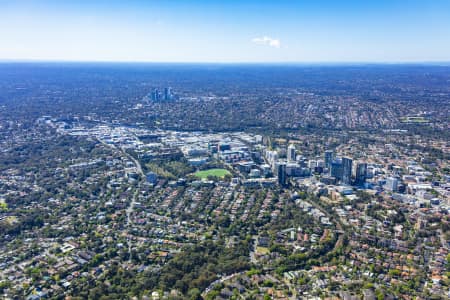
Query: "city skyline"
1 0 450 63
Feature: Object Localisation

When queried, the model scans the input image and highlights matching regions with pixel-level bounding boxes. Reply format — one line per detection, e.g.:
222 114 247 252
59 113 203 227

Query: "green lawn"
194 168 231 179
256 246 270 255
400 116 429 123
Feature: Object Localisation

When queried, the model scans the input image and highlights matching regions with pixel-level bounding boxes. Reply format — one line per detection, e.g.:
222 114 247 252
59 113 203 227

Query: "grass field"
400 116 429 123
256 247 270 255
194 168 231 179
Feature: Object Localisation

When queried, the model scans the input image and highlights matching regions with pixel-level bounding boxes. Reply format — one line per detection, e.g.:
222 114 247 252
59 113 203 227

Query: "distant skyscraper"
287 144 296 162
277 163 287 186
151 88 161 101
324 150 333 169
164 87 172 101
355 163 367 186
342 157 353 185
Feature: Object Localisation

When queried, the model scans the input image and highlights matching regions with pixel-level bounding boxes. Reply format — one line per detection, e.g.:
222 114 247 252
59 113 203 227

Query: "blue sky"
1 0 450 62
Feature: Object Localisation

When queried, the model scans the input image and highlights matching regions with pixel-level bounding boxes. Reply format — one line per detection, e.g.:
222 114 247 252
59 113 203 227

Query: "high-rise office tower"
330 158 343 181
287 144 296 162
277 163 287 186
355 163 367 186
342 157 353 185
151 88 160 101
164 87 172 101
324 150 334 169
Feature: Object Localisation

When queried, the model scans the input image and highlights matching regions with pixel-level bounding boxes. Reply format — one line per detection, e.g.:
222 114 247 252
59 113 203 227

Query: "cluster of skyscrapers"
150 87 174 102
267 146 368 187
326 150 367 186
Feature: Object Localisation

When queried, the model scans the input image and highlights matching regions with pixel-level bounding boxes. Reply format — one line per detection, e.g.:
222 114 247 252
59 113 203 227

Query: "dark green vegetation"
0 132 112 241
144 159 195 179
68 240 250 299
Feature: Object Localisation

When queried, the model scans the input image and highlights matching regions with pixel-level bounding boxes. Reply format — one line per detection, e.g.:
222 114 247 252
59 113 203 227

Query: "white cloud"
251 36 281 48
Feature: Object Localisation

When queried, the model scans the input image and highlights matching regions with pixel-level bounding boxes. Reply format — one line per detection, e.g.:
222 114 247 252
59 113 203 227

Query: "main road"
120 146 145 262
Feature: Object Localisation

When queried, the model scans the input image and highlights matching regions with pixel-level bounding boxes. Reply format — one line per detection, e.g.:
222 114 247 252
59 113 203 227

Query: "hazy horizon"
2 59 450 66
